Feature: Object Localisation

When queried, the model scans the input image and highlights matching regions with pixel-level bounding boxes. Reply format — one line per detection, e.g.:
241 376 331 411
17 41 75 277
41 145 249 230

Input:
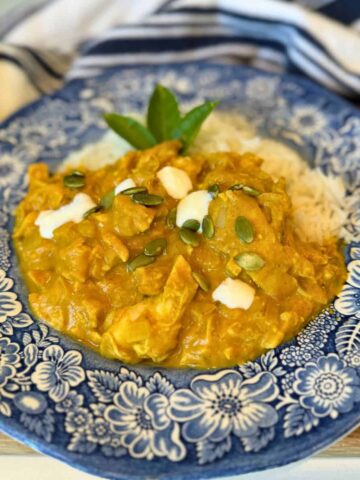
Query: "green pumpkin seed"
242 185 260 197
179 228 200 247
83 206 103 219
132 192 164 206
63 172 85 189
235 216 254 243
229 184 260 197
166 208 177 229
126 253 156 272
202 215 215 239
234 252 265 271
99 189 115 209
182 219 200 231
121 186 148 195
192 271 210 292
208 184 220 198
144 238 167 257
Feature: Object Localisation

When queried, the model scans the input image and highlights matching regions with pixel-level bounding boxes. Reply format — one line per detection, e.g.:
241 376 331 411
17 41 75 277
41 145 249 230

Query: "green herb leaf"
171 101 219 152
103 113 156 150
147 84 181 142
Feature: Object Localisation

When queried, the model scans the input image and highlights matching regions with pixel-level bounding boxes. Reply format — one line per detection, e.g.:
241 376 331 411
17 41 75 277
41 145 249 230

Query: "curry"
13 140 346 368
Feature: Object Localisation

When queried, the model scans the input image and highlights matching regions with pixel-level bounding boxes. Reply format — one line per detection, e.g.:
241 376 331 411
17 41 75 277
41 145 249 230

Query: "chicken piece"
100 255 198 363
112 195 156 237
101 231 129 262
56 238 91 283
133 263 170 296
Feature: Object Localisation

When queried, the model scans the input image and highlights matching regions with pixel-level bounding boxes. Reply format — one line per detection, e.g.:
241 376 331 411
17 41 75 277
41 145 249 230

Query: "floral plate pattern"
0 63 359 479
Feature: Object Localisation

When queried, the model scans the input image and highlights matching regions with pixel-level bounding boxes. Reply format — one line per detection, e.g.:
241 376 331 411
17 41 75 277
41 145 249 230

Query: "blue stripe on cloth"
72 7 360 96
161 6 352 70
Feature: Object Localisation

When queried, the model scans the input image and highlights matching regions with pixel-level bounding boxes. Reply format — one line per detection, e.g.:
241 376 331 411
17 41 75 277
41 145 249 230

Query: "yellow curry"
13 141 346 368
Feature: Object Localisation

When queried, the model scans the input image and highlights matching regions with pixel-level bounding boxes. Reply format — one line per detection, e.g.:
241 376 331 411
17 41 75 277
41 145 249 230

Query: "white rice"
61 112 349 244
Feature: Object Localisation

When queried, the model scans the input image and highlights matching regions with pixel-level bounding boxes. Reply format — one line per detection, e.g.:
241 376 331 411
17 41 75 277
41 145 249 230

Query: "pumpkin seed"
126 253 155 272
63 172 85 189
235 216 254 243
229 183 244 191
179 228 200 247
229 184 260 197
202 215 214 239
83 206 102 219
182 219 200 231
234 252 265 271
208 184 220 198
192 271 210 292
121 186 148 196
99 189 115 209
144 238 167 257
166 208 177 229
132 192 164 206
242 185 260 197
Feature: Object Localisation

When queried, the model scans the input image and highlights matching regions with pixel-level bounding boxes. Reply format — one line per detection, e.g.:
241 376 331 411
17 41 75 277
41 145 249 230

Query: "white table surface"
1 456 360 480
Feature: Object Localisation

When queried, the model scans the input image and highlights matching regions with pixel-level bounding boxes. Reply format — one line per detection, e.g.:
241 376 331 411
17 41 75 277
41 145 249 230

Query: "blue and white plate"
0 64 359 480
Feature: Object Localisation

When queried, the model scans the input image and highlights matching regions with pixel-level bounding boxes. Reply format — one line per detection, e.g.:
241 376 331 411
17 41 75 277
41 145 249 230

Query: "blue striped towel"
1 0 360 121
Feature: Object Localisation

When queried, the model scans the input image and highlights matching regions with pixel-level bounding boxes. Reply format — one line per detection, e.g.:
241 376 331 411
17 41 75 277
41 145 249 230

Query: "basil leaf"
171 101 219 152
103 113 156 150
147 84 181 142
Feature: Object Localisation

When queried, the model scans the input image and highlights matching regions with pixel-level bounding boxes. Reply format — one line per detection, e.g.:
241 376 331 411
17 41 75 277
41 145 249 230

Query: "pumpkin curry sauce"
13 141 346 368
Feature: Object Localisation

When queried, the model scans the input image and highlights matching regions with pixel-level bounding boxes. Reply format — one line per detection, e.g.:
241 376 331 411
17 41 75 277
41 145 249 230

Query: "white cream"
212 278 255 310
35 193 96 239
157 166 192 200
176 190 212 232
114 178 136 195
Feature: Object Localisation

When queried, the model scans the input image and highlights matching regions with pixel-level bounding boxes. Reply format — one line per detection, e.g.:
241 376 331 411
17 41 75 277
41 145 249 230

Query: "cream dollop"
114 178 136 195
35 193 96 239
157 166 192 199
176 190 212 232
212 278 255 310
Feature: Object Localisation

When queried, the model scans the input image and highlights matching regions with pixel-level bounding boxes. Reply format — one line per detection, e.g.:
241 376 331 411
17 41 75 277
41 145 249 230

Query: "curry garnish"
229 184 260 197
144 238 167 257
192 271 210 292
235 216 254 244
63 171 85 189
132 192 164 206
179 227 200 247
83 205 102 219
202 215 215 239
127 253 156 272
182 219 200 232
99 189 115 209
121 186 148 196
234 252 265 271
166 208 177 229
104 84 219 153
208 183 220 198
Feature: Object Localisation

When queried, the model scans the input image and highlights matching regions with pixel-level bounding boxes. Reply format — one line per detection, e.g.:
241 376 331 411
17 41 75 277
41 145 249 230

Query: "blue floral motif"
335 260 360 317
280 344 323 367
31 345 85 402
105 380 186 461
0 270 21 326
169 371 278 445
0 338 20 386
86 417 112 445
0 64 359 477
55 390 84 413
65 407 93 434
293 354 360 419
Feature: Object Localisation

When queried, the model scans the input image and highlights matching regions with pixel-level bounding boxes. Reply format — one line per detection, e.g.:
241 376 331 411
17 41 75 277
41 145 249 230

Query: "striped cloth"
1 0 360 121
